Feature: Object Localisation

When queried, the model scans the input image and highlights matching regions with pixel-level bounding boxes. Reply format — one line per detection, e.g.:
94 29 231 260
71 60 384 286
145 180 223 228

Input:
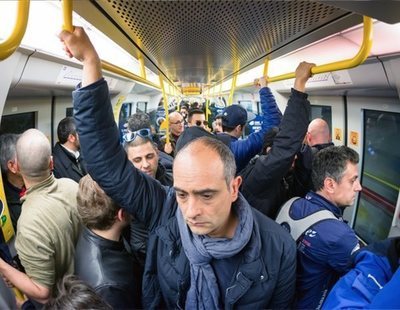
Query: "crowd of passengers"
0 26 399 310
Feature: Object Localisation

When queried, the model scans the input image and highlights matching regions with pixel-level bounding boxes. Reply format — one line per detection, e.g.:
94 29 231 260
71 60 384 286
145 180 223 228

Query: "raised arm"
232 77 283 172
241 62 315 216
59 27 166 226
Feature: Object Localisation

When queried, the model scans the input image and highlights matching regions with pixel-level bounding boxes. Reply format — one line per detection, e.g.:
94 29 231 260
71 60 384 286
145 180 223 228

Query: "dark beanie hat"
175 126 230 155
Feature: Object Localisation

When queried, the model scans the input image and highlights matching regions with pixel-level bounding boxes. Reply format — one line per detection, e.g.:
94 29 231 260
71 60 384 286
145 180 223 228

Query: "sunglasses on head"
195 120 208 127
123 128 152 143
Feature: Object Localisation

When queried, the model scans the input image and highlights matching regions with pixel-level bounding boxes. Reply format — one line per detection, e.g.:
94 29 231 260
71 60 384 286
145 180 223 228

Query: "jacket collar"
306 191 343 218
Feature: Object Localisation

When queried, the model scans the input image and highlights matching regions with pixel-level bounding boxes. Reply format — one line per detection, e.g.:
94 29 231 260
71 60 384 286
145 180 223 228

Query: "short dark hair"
175 136 236 186
123 136 157 152
312 145 359 191
57 117 76 144
43 275 112 310
188 109 205 123
77 174 120 230
127 112 151 132
0 133 19 173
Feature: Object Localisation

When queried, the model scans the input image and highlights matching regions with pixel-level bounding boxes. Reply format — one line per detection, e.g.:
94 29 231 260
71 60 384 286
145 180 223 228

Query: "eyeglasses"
123 128 152 143
195 120 208 127
170 119 184 125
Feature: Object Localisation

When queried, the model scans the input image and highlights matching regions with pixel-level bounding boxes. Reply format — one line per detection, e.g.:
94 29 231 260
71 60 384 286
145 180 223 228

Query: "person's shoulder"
55 177 79 189
253 208 295 246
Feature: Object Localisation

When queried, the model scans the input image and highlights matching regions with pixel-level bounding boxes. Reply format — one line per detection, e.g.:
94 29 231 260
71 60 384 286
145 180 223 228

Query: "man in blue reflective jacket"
60 26 297 309
323 237 400 309
290 146 362 309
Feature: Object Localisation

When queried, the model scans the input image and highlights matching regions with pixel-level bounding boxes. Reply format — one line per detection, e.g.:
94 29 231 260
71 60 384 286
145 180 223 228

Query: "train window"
66 107 73 117
136 102 148 113
118 103 132 142
0 112 37 134
354 110 400 243
310 105 332 134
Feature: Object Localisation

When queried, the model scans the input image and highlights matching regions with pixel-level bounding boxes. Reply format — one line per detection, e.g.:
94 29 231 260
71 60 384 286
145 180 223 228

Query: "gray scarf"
176 195 254 310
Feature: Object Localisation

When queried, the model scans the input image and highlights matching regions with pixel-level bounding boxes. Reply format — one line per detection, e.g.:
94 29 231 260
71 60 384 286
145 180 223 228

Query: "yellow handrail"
159 76 170 144
62 0 73 32
268 16 373 83
0 0 30 60
101 60 160 89
61 0 162 91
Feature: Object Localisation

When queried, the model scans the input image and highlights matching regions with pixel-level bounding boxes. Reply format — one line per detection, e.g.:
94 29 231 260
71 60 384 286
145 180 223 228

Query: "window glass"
0 112 36 134
354 110 400 243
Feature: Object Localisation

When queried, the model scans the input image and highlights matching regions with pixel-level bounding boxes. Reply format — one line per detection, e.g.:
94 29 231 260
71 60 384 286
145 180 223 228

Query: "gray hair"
312 145 359 191
175 136 236 186
127 112 151 132
16 129 51 181
0 134 20 174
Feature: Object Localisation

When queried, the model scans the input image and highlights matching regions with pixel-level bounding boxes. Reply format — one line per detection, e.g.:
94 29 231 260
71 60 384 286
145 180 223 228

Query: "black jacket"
129 162 173 266
240 88 311 219
75 227 141 309
73 79 296 309
52 142 87 183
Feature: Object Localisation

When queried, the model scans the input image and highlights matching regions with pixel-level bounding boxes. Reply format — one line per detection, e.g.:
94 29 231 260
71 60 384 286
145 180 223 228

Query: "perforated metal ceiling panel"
87 0 353 87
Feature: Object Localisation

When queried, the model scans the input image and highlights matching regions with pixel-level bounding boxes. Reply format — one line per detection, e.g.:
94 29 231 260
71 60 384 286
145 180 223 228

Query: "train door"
346 97 400 244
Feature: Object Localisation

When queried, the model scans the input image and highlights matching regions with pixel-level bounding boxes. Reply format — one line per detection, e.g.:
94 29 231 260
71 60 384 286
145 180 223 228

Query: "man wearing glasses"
187 108 208 130
159 111 185 157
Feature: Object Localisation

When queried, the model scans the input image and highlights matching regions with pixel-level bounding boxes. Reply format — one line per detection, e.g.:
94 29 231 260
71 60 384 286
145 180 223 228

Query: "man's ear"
323 177 335 194
117 208 126 222
49 156 54 171
230 176 242 202
68 133 76 143
7 159 18 174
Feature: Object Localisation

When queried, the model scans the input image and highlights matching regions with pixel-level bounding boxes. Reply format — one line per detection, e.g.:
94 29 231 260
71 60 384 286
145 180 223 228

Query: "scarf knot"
176 194 254 310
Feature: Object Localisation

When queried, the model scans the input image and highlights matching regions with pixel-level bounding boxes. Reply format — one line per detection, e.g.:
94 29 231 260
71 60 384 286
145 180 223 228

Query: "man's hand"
59 26 99 64
254 76 268 88
59 26 102 87
294 61 316 93
164 142 173 154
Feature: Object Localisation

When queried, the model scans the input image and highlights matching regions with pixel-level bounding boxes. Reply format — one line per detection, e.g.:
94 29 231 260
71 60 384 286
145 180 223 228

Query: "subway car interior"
1 0 400 274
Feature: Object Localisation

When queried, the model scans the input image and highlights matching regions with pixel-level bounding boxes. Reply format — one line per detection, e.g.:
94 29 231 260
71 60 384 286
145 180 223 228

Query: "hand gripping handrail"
61 0 161 90
268 16 373 83
0 0 30 60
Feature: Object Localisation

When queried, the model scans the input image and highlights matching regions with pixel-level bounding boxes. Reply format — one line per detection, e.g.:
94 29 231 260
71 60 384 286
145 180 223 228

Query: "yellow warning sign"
350 131 359 146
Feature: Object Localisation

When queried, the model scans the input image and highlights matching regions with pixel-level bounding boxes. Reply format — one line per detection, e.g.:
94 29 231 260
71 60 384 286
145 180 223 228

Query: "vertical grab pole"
159 76 170 144
62 0 73 32
227 72 238 106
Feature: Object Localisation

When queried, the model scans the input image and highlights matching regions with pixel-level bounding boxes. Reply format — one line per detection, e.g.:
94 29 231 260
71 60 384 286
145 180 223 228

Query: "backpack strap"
276 197 337 242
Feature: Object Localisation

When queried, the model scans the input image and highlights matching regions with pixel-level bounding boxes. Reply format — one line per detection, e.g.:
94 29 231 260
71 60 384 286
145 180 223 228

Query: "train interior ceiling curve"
1 0 400 244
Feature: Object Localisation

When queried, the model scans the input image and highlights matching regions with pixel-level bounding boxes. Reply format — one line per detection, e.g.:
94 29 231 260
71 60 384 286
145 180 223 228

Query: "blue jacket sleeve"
73 79 166 229
231 87 282 172
369 266 400 309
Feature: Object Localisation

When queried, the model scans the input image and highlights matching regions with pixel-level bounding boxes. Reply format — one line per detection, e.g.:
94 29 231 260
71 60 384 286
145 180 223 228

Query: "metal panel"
79 0 356 88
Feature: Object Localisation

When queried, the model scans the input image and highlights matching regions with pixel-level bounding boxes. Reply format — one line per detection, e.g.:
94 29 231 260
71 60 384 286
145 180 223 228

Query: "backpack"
276 197 338 242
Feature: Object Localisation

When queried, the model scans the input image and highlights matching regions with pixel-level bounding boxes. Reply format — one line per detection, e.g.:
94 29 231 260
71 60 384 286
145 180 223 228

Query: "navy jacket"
52 142 87 183
73 79 296 309
240 88 310 219
228 87 282 173
323 237 400 309
291 192 360 309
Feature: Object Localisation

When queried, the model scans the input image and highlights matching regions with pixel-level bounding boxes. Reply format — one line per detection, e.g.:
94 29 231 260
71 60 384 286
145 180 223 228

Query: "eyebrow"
174 187 219 195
